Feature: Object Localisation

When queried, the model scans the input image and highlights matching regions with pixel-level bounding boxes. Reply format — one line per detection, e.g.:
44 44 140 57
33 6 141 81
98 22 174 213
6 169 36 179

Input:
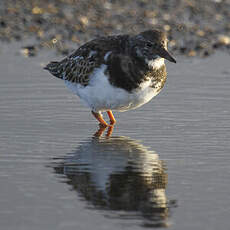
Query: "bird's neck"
145 57 165 70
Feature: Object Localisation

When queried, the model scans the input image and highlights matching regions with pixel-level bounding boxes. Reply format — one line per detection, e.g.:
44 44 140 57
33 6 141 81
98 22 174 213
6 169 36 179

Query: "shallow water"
0 44 230 230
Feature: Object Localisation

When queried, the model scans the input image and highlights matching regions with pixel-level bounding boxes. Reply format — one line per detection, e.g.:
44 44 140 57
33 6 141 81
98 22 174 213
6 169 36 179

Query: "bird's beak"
158 46 176 63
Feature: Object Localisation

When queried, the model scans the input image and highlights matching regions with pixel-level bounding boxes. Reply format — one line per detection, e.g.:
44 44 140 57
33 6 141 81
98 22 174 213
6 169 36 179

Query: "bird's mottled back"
44 35 129 86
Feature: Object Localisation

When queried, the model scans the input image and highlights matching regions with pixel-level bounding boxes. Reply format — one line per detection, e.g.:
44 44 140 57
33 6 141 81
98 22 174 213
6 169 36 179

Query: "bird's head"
131 29 176 64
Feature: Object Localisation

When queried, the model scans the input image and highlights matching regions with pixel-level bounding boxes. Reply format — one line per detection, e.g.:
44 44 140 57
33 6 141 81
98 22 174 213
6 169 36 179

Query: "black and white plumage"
44 29 176 128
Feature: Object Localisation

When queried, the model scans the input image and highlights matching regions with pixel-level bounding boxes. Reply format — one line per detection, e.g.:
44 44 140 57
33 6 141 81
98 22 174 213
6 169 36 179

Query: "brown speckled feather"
45 35 129 86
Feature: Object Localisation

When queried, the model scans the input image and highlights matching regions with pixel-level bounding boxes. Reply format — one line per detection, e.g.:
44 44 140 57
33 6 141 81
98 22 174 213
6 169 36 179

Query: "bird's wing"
106 52 146 92
45 36 127 86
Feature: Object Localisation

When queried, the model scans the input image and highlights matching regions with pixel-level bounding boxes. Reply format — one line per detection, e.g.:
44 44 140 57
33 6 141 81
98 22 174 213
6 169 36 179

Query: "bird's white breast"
65 64 162 112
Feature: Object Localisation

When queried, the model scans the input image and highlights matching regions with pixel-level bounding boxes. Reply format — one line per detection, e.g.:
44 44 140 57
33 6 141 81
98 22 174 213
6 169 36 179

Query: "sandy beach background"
0 0 230 57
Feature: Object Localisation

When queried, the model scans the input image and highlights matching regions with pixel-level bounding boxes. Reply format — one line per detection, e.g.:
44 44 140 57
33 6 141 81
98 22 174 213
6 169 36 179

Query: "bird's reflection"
51 135 175 228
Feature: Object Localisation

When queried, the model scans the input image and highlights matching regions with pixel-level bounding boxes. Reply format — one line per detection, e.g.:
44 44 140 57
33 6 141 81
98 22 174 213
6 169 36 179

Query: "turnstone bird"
45 29 176 127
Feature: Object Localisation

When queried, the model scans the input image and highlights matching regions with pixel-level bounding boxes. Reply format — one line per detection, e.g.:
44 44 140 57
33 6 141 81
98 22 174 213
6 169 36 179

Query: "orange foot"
91 111 110 127
91 110 116 127
92 110 116 138
93 125 107 137
106 125 114 137
93 125 114 138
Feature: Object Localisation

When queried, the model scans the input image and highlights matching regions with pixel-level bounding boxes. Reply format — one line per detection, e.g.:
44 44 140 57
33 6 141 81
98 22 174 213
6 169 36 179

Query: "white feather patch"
71 55 82 61
147 58 165 69
104 51 112 61
65 64 161 112
88 50 97 58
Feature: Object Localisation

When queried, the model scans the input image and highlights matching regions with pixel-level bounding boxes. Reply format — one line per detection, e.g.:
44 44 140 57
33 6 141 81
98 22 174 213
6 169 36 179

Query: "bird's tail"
44 61 63 79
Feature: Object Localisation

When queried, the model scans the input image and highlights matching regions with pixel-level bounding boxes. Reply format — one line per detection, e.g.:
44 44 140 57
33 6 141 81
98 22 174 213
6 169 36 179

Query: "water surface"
0 44 230 230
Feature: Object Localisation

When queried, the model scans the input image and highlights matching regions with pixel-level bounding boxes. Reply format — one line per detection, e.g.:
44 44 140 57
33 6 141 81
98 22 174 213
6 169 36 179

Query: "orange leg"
106 125 114 137
91 111 109 127
107 110 116 125
94 125 107 137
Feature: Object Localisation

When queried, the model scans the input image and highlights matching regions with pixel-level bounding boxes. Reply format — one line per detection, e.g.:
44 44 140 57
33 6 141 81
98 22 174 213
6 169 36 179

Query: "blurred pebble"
188 50 196 57
163 25 170 32
21 46 37 57
218 35 230 45
79 16 89 26
196 30 205 37
32 7 43 15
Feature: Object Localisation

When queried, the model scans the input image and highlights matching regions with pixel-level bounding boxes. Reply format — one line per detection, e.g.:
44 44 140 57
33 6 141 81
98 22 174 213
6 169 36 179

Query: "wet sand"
0 42 230 229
